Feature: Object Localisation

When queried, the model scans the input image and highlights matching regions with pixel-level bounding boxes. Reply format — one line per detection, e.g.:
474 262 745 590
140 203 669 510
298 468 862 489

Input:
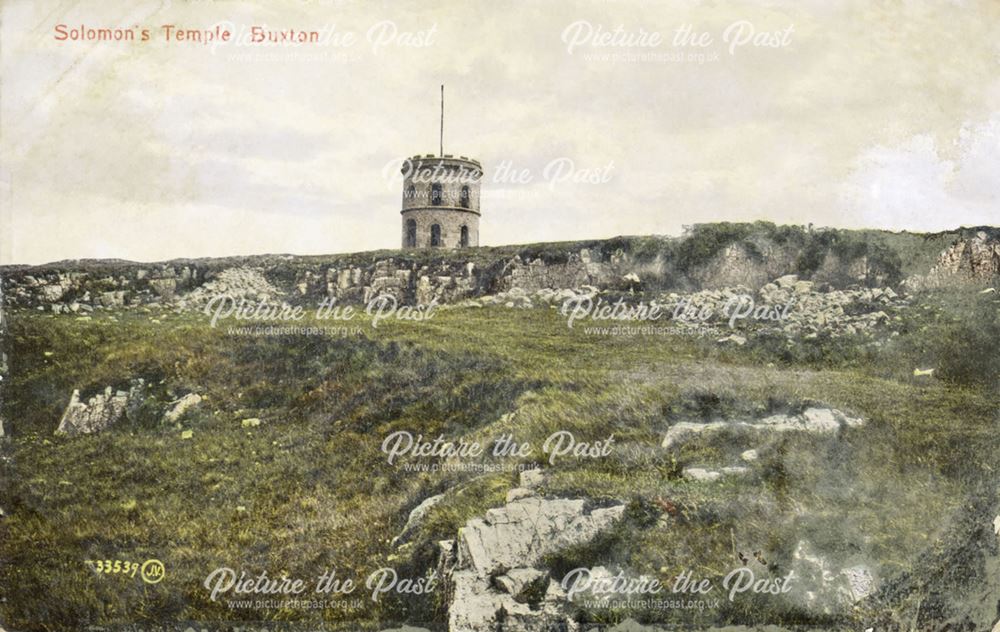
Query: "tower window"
430 183 443 206
405 218 417 247
430 224 441 247
460 185 470 208
460 225 469 247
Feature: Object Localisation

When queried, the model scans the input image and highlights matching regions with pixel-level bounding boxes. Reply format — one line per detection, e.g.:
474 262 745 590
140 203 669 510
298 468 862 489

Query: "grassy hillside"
1 281 998 630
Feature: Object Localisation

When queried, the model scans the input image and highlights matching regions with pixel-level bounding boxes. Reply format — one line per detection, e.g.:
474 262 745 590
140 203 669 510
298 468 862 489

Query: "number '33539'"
86 559 140 577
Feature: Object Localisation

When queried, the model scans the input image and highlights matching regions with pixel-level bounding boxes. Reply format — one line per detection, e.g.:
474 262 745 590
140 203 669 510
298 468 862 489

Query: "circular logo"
140 559 165 584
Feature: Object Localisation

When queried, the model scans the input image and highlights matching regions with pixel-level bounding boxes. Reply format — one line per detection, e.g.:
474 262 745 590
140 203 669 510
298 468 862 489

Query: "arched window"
460 185 470 208
430 224 441 247
405 185 416 203
430 183 443 206
460 225 469 248
405 218 417 247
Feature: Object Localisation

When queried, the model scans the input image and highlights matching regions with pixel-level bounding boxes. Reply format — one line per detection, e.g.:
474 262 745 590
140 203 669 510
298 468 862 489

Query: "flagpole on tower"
439 84 444 157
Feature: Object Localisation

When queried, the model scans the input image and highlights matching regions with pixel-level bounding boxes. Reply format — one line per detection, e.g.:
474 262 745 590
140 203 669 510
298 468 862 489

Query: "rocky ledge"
437 470 625 632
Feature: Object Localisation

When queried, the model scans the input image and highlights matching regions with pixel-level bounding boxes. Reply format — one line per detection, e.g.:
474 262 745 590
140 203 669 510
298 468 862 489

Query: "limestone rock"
662 408 864 449
56 380 145 436
717 334 747 346
180 267 283 306
682 467 721 482
445 494 625 632
457 496 625 575
682 466 748 482
909 231 1000 289
505 487 534 503
493 567 549 602
518 468 545 489
449 569 573 632
391 493 445 548
789 540 876 615
163 393 202 423
775 274 799 289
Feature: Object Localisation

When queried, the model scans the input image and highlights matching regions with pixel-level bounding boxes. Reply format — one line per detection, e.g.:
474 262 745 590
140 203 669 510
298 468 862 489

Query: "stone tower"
401 86 482 249
400 155 482 248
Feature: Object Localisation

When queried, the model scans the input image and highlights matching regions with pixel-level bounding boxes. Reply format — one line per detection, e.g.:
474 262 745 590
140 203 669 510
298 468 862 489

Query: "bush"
934 295 1000 388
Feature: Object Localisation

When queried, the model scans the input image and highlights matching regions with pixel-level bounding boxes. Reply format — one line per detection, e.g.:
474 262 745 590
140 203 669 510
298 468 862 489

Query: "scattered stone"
163 393 202 423
682 466 748 481
682 467 721 482
241 417 261 428
717 334 747 346
180 267 284 307
740 449 759 462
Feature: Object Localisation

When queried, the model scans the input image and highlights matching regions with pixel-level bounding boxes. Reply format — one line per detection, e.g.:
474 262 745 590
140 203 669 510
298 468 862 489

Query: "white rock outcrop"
662 407 864 449
443 489 625 632
56 380 145 436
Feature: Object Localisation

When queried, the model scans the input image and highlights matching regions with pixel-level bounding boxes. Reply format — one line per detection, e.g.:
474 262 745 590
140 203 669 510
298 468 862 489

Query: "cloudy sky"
1 0 998 264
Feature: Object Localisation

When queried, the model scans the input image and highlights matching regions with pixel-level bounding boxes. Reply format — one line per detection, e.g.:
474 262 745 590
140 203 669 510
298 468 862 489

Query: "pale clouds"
843 116 1000 232
1 0 998 263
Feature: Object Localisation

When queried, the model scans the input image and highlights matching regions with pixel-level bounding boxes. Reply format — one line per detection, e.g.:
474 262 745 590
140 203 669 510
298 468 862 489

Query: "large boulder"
444 489 625 632
457 496 625 575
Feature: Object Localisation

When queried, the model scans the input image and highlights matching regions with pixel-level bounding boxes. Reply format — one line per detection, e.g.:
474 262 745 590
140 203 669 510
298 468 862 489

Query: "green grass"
0 295 997 630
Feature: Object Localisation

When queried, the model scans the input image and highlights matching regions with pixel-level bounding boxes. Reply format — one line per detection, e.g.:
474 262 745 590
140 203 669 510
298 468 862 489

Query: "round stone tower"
400 154 482 248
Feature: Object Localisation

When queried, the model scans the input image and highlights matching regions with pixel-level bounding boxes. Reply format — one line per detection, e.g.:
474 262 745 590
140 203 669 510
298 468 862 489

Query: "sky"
1 0 998 264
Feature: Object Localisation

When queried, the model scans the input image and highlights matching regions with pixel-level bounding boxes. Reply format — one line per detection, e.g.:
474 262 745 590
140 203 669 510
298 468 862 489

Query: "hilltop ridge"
3 223 997 312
